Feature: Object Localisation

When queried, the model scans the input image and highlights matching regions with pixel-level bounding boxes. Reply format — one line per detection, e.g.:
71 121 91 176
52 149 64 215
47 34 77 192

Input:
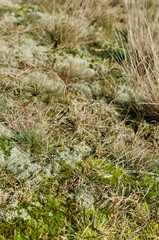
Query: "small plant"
15 123 49 155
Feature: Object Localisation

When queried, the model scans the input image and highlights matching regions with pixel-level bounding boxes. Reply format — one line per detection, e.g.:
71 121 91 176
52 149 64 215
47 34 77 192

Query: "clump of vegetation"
120 0 159 121
0 0 158 239
36 0 113 49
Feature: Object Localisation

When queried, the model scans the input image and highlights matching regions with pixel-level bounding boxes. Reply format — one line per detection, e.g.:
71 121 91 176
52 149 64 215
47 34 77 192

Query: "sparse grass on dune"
0 0 159 239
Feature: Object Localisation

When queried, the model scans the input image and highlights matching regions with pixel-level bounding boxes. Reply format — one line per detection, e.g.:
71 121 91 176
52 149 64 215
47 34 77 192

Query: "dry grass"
120 0 159 121
38 0 112 48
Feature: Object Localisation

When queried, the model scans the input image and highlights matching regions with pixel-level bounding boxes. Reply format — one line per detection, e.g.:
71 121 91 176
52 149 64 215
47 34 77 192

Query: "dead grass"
120 0 159 121
38 0 113 49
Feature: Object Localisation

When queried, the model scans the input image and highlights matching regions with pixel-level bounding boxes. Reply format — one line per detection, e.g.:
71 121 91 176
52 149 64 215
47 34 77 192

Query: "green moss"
0 177 80 239
0 155 158 239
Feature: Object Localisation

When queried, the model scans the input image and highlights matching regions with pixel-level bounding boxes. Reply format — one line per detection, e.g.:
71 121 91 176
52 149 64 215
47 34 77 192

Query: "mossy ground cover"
0 0 159 239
